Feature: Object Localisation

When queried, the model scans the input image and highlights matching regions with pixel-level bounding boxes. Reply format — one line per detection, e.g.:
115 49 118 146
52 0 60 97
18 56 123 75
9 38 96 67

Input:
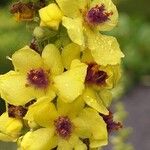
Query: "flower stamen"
54 116 72 139
86 4 113 25
85 63 108 86
100 111 123 133
8 104 27 119
27 68 49 88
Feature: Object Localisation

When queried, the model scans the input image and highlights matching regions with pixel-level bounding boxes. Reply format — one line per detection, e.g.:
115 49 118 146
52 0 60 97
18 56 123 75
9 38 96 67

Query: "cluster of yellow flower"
0 0 124 149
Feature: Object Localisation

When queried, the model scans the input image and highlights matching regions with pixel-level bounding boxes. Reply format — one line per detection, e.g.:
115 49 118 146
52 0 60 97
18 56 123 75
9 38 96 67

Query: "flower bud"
0 113 23 141
33 26 57 39
33 26 45 39
10 2 35 21
39 3 63 30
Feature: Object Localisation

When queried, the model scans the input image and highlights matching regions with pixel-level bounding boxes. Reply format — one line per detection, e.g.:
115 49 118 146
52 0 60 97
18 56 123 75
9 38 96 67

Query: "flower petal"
99 89 112 107
72 117 92 138
0 71 56 106
70 135 87 150
57 96 85 118
62 17 85 46
61 43 81 70
82 88 109 115
57 139 72 150
86 31 124 66
54 60 87 103
98 65 121 89
90 138 108 148
39 3 63 29
79 108 108 146
24 98 58 127
90 0 118 31
34 84 56 102
0 112 22 142
0 71 16 95
81 48 94 63
42 44 63 75
109 65 122 87
74 139 87 150
57 134 83 150
12 46 43 73
0 133 16 142
0 73 36 105
78 0 90 10
56 0 80 18
20 128 57 150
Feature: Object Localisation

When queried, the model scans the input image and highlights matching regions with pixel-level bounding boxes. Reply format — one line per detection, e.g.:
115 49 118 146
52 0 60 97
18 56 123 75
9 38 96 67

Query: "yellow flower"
22 97 108 150
85 63 122 89
82 63 121 114
0 44 63 106
87 0 118 31
60 43 121 113
82 87 110 115
56 0 123 66
56 0 118 46
83 63 121 113
0 112 23 142
54 58 120 114
39 3 63 30
61 42 122 88
54 59 88 103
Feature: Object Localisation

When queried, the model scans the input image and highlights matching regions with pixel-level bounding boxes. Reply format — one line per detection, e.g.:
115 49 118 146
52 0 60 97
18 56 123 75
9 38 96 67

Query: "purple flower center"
85 63 108 86
86 4 113 25
27 68 49 88
100 111 123 133
8 104 27 119
54 116 72 139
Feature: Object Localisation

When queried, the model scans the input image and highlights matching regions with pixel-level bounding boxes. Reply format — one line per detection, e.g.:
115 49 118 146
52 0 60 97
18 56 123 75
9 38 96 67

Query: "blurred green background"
0 0 150 150
0 4 31 74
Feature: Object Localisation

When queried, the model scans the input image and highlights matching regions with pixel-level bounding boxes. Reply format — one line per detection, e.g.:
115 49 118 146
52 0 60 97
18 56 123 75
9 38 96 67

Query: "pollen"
27 68 49 88
86 4 113 25
54 116 72 139
85 63 108 86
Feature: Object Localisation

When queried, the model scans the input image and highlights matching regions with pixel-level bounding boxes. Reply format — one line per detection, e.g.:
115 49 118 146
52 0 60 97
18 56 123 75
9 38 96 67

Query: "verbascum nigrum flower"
20 97 108 150
0 44 63 105
0 0 124 149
